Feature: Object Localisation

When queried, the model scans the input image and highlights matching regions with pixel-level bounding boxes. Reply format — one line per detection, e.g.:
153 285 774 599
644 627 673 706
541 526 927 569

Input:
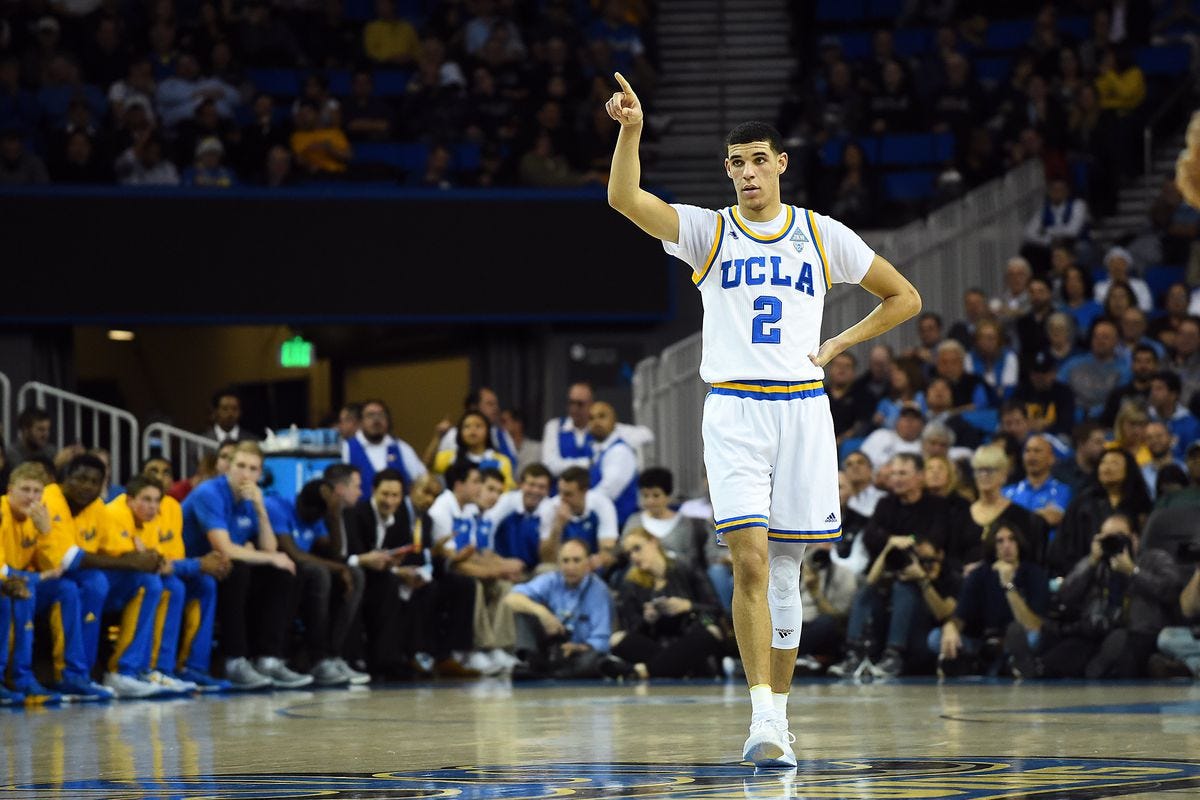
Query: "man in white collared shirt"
541 382 655 477
587 402 639 528
537 467 619 572
429 462 483 552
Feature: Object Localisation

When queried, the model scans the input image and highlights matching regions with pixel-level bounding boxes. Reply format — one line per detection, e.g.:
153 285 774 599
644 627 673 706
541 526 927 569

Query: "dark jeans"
296 561 364 662
216 561 298 661
1038 627 1157 679
612 626 722 678
359 570 475 671
845 581 936 663
513 613 602 678
798 614 845 659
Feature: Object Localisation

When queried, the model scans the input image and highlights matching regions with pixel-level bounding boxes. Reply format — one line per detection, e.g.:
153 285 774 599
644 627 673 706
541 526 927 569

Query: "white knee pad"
767 541 806 650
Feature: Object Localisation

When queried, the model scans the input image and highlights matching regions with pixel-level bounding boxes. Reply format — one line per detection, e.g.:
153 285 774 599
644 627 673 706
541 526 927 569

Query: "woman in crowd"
956 445 1044 569
620 468 707 569
1110 401 1152 466
1049 448 1152 576
432 410 515 488
1060 264 1103 339
873 358 927 429
1102 280 1138 322
600 529 726 680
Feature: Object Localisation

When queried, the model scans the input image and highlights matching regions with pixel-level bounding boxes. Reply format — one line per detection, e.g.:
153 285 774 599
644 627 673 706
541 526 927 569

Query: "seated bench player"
265 479 369 686
108 476 232 692
483 462 553 574
182 441 311 690
43 455 174 699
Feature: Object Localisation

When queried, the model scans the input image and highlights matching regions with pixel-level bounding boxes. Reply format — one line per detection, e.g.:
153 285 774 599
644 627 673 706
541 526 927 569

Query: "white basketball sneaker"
742 713 797 768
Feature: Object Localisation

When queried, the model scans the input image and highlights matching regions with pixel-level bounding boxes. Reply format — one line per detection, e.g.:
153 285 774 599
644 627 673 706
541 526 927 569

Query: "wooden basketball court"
3 679 1200 799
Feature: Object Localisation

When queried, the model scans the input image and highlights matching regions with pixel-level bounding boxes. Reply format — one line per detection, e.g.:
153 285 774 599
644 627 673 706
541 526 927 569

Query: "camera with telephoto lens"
885 546 916 572
810 548 831 568
1101 534 1131 558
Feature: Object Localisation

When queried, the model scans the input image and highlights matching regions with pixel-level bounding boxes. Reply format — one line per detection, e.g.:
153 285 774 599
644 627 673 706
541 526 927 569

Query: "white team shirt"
428 489 480 551
664 204 875 383
341 432 427 480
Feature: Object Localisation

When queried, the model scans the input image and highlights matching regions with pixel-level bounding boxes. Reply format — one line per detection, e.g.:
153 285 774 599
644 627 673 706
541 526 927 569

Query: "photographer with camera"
504 538 611 679
934 524 1048 676
1010 514 1184 679
828 534 958 679
1157 556 1200 677
796 543 859 670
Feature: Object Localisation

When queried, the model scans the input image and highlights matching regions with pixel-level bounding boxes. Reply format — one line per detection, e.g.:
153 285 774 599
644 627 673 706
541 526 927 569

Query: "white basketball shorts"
702 380 842 544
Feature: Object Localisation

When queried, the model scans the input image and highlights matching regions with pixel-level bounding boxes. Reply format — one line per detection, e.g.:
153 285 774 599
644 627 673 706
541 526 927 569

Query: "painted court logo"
8 758 1200 798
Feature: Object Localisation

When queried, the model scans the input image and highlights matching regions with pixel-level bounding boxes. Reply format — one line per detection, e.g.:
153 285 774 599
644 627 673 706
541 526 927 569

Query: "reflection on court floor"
2 681 1199 800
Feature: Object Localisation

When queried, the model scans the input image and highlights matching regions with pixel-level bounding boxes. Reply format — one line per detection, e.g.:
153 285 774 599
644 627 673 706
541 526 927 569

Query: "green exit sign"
280 336 314 368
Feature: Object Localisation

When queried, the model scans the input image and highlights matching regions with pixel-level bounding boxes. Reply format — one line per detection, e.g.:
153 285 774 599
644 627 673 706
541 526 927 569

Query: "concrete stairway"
643 0 797 208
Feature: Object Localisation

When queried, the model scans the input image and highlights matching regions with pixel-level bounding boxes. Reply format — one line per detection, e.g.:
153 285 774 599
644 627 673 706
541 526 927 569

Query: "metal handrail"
1144 76 1197 177
0 370 10 447
17 381 139 485
142 422 219 472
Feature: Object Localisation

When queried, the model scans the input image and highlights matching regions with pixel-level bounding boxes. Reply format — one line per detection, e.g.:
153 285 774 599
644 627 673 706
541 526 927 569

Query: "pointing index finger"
614 71 634 95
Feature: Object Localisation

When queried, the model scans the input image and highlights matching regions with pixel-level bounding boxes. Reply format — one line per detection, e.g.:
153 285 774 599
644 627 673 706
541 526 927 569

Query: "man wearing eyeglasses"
540 382 654 478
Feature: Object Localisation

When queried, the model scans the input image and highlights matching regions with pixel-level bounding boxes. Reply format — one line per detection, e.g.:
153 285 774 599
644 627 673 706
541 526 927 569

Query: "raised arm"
605 72 679 244
811 254 921 367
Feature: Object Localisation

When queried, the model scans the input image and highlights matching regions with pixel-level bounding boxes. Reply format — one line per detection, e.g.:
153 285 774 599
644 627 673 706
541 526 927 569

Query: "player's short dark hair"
324 463 359 486
124 476 162 499
638 467 673 495
479 467 505 486
519 463 552 483
62 454 107 480
340 402 363 421
560 466 591 491
372 468 405 491
725 121 784 155
444 459 480 490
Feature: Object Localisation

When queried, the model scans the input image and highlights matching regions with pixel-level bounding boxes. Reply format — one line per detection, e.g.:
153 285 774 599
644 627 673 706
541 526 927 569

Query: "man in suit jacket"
344 469 477 678
202 388 259 443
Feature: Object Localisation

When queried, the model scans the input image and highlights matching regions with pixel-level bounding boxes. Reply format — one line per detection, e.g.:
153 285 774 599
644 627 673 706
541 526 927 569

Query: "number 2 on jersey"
751 296 782 344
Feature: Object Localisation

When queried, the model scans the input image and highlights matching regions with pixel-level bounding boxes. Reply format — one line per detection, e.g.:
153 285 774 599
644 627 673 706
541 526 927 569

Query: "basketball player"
605 73 921 767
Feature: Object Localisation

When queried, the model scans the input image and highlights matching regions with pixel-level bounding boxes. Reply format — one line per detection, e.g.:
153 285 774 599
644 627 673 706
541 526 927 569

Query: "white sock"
750 684 773 717
772 692 789 720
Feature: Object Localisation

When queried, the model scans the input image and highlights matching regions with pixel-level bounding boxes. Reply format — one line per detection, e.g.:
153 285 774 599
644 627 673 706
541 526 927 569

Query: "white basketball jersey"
663 204 875 384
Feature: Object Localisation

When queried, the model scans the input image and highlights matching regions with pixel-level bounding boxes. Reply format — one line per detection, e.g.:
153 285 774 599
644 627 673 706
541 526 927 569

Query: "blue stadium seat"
816 0 866 22
326 69 352 95
837 32 873 60
883 171 936 201
866 0 904 20
839 436 866 463
820 138 846 167
984 19 1033 51
1144 265 1186 300
974 57 1012 84
373 69 414 96
1137 45 1191 77
893 28 933 57
932 130 955 162
247 68 302 97
454 142 482 171
880 133 934 166
353 142 428 170
859 136 883 164
1057 15 1090 40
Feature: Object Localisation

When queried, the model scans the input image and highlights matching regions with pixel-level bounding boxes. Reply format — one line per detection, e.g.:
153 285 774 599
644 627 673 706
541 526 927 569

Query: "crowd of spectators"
0 0 657 189
782 1 1193 227
3 309 1200 703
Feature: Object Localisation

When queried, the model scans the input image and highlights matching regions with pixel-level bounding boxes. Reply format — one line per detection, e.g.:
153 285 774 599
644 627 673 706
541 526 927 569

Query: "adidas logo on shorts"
824 512 838 524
